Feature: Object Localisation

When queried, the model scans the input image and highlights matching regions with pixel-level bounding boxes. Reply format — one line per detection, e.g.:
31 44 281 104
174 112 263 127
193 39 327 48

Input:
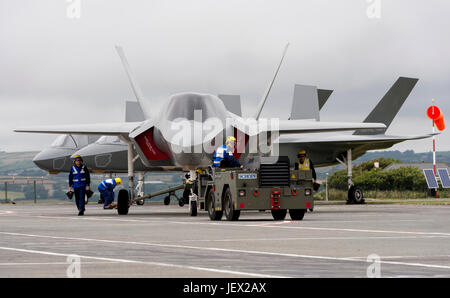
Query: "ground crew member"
212 136 242 168
295 150 317 181
97 178 122 209
68 155 91 216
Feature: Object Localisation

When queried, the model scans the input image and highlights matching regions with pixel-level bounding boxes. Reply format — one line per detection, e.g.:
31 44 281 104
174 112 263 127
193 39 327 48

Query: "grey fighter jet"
15 44 387 203
32 101 144 174
278 77 434 203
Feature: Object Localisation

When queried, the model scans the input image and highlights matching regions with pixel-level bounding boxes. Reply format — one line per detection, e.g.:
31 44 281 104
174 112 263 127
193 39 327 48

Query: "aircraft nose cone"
32 151 53 170
32 148 74 172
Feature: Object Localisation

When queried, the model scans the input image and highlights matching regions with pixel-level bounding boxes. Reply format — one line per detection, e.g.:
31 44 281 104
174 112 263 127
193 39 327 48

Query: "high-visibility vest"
297 158 310 170
212 145 228 168
71 165 87 188
98 179 116 192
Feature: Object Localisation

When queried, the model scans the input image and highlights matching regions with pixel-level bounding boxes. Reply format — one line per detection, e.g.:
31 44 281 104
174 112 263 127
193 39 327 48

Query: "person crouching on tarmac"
212 136 242 168
97 178 122 209
68 155 91 216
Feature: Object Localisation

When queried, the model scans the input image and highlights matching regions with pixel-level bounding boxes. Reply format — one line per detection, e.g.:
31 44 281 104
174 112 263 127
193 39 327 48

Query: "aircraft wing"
15 122 143 136
277 133 436 145
230 113 386 135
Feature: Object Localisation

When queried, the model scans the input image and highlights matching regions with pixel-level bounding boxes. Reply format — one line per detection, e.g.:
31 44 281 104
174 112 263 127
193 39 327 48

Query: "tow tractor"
188 156 314 221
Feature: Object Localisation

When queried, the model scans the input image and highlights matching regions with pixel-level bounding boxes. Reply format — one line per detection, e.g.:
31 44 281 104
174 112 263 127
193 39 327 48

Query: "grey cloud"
0 0 448 152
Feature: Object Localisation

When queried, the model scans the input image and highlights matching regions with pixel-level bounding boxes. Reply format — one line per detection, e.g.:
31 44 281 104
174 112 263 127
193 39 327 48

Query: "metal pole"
325 173 329 201
34 180 37 204
4 182 7 203
432 99 437 198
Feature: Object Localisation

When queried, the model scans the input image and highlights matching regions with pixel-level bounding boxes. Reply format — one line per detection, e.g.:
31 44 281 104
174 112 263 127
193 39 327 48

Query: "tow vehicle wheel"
164 196 170 205
223 188 240 221
136 199 144 206
190 200 197 216
271 209 287 220
207 189 223 220
117 189 130 215
347 186 365 204
289 209 305 220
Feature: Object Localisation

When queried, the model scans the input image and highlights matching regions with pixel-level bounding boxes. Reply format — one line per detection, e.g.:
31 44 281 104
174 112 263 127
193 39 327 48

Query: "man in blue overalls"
68 155 91 216
212 136 242 168
97 178 122 209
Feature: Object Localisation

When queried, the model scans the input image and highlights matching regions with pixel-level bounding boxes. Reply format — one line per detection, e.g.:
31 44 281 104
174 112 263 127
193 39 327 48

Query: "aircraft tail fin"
354 77 419 135
290 84 320 120
254 43 290 120
125 101 146 122
115 45 150 119
318 89 333 110
218 94 242 116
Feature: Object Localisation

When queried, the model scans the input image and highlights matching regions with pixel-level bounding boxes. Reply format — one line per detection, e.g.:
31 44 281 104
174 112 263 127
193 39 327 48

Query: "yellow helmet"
115 178 122 184
72 155 83 162
297 150 306 158
226 136 237 144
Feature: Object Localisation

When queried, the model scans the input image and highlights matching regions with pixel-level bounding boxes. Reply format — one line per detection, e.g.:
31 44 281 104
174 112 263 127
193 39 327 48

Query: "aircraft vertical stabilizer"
354 77 419 135
290 84 320 120
317 89 333 110
115 45 151 119
218 94 242 116
125 101 146 122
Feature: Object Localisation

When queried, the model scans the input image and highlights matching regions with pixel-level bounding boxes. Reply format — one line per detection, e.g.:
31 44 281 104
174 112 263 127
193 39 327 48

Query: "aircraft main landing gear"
336 149 365 205
117 189 130 215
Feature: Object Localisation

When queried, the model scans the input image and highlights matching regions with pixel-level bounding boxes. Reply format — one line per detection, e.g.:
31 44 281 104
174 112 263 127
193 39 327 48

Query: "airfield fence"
0 176 46 203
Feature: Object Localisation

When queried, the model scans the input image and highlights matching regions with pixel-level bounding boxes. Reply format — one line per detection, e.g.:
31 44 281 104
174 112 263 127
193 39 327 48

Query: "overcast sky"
0 0 449 153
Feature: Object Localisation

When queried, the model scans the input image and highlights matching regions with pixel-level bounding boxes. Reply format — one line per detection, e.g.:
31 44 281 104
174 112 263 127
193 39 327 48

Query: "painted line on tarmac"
0 261 119 266
249 224 450 237
1 231 450 271
0 246 287 278
3 211 450 237
158 235 450 243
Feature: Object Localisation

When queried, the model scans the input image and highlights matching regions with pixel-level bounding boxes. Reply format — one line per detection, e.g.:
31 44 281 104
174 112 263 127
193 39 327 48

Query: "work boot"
78 210 84 216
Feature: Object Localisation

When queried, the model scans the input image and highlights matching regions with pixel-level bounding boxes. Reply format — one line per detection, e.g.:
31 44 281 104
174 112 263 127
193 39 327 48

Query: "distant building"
383 162 449 172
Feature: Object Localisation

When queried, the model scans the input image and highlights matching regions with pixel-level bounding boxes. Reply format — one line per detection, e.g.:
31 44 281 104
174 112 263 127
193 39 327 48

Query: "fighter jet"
278 77 434 203
32 101 145 174
16 44 387 205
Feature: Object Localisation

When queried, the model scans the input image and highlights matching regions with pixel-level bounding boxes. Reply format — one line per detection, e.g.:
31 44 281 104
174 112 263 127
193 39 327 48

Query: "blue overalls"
69 165 90 212
97 179 117 208
212 145 241 168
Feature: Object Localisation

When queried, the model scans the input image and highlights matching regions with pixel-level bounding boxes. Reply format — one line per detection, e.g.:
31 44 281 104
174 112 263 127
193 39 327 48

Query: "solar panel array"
438 168 450 188
423 169 439 189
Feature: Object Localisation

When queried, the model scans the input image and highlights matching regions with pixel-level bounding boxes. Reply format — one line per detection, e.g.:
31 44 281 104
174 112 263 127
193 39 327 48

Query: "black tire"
179 199 185 207
183 187 190 204
136 199 144 206
271 209 287 220
190 200 198 216
289 209 306 220
117 189 130 215
348 186 365 204
353 186 365 204
207 189 223 220
347 186 355 204
223 188 240 221
164 196 170 205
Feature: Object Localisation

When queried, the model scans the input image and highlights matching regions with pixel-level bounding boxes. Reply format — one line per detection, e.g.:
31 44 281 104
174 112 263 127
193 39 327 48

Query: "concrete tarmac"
0 202 450 278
